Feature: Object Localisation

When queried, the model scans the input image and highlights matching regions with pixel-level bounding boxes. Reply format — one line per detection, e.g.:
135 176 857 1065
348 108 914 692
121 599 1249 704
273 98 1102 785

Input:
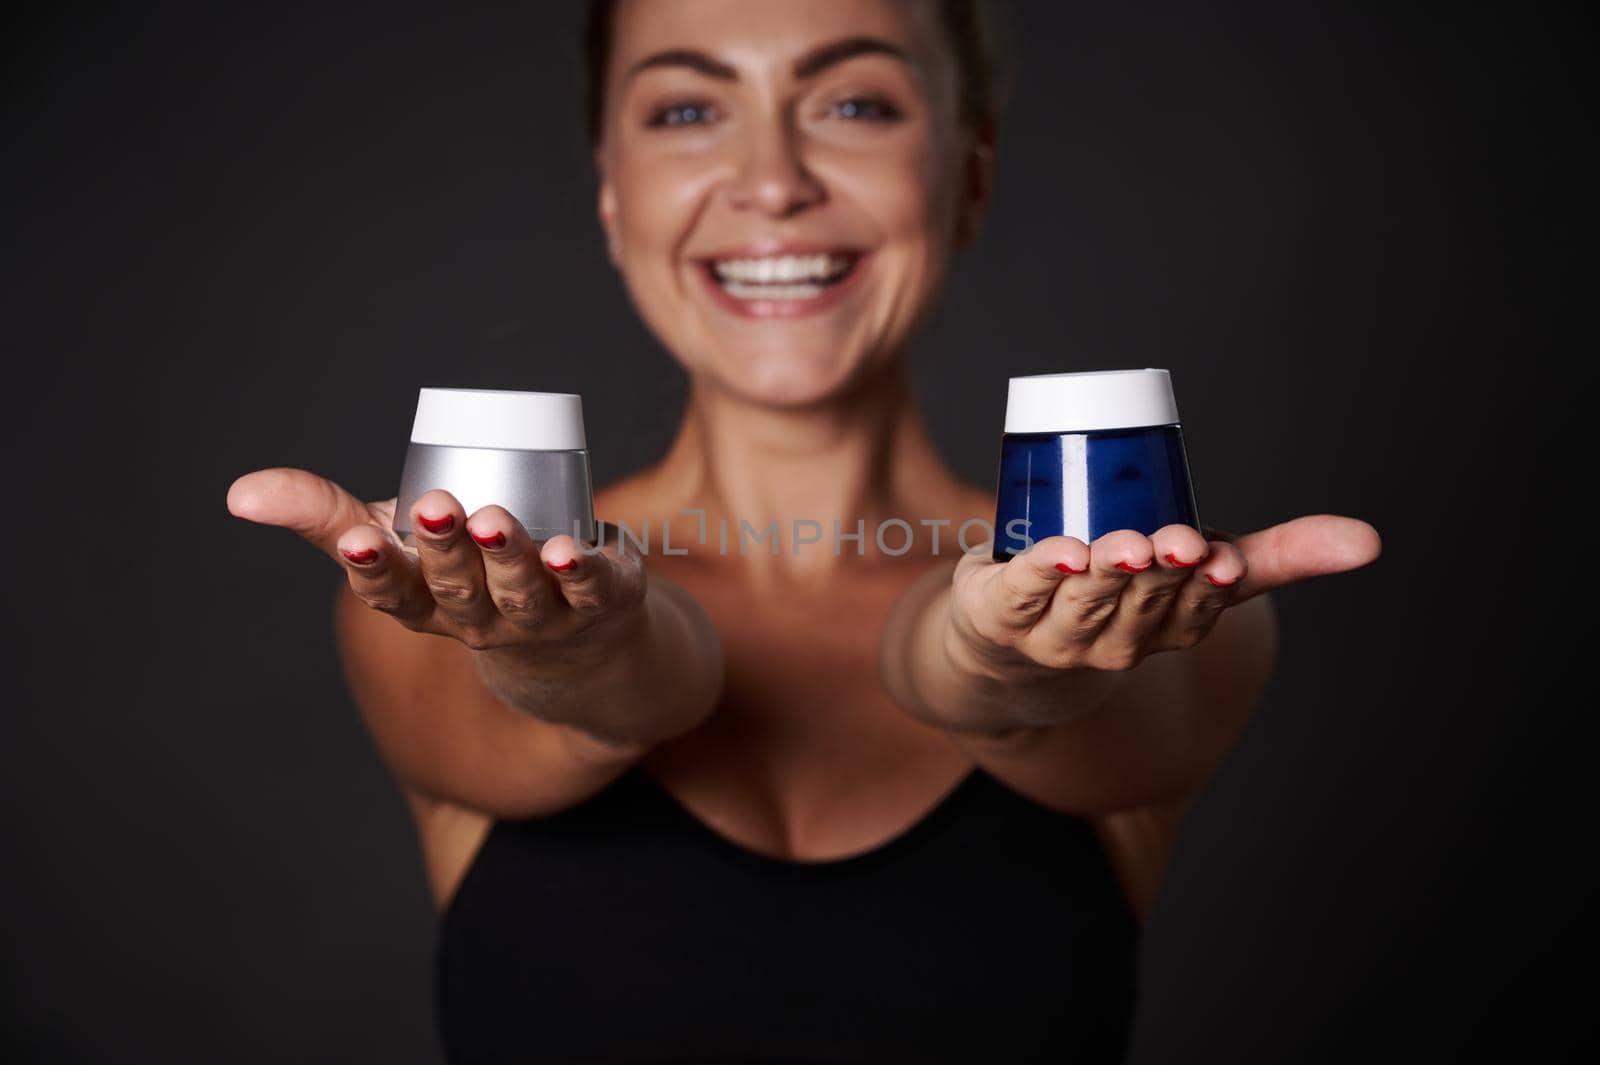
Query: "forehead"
609 0 947 76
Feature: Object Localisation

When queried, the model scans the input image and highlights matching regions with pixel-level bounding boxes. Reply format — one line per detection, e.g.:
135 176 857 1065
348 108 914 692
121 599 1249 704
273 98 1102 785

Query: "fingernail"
417 514 454 535
548 558 577 573
1116 560 1152 574
1055 561 1087 574
341 547 379 566
1164 552 1199 568
471 529 506 550
1205 573 1239 587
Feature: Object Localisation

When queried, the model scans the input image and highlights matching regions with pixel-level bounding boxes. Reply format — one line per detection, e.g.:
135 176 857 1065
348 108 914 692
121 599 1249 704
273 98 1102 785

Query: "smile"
696 248 867 319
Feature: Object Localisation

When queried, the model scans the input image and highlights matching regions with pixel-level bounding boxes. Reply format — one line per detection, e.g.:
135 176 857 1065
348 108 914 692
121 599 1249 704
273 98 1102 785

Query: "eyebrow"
622 36 912 87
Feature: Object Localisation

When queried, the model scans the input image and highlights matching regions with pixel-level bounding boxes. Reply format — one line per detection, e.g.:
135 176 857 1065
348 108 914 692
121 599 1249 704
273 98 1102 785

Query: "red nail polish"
1205 573 1239 587
1116 560 1152 574
1055 562 1087 574
341 547 378 565
1164 552 1199 568
548 558 577 572
471 530 506 550
417 514 454 535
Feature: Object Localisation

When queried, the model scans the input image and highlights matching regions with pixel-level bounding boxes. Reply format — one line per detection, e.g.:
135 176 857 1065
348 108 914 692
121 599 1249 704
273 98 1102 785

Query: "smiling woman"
223 0 1381 1061
589 0 995 407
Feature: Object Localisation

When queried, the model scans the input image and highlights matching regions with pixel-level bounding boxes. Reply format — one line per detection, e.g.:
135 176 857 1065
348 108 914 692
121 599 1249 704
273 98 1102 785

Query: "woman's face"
596 0 989 408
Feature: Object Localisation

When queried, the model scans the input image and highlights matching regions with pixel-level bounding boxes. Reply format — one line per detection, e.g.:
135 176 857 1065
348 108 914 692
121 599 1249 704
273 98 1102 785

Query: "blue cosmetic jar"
992 369 1202 562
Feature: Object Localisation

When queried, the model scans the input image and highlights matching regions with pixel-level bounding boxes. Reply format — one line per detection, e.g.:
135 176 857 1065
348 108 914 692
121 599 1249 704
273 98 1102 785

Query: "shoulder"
1090 792 1194 922
405 787 494 913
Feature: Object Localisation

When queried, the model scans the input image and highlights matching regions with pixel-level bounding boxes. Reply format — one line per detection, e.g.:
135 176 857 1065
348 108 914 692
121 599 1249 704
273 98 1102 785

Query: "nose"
726 118 825 218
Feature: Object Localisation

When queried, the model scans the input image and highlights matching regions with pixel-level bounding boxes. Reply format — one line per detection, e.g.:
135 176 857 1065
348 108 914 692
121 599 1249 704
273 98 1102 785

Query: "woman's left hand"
944 514 1382 698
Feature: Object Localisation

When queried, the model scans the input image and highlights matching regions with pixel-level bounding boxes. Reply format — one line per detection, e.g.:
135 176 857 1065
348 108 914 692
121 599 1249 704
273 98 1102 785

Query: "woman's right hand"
226 466 648 689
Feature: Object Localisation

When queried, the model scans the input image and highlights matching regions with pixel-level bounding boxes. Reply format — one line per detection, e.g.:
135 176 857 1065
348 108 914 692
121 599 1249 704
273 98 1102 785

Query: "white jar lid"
409 388 587 450
1004 368 1180 433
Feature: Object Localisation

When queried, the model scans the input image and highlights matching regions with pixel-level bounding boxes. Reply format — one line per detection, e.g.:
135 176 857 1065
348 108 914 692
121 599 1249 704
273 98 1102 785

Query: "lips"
694 245 869 319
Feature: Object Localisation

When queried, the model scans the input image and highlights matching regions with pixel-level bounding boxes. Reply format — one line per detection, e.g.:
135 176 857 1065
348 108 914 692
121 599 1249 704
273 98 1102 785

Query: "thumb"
227 467 384 562
1230 513 1383 602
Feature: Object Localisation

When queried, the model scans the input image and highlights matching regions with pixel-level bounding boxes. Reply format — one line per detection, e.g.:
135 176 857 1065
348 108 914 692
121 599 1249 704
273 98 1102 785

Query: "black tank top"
437 765 1140 1064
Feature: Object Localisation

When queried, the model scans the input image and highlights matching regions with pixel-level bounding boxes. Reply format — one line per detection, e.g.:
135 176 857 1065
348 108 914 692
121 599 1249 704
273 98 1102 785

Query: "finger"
1153 524 1213 572
227 467 377 562
1161 538 1247 649
1196 535 1248 591
541 532 643 618
466 506 560 629
334 522 435 626
1225 514 1382 602
410 490 496 629
1026 529 1150 661
1087 525 1211 664
983 534 1091 633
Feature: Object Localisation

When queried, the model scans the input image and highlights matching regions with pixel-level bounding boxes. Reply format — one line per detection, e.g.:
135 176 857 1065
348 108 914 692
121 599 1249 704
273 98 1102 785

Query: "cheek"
612 155 718 263
856 150 962 343
840 141 958 255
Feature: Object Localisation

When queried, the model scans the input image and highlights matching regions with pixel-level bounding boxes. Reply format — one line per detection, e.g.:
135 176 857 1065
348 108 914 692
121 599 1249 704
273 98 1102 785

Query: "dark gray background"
3 2 1582 1062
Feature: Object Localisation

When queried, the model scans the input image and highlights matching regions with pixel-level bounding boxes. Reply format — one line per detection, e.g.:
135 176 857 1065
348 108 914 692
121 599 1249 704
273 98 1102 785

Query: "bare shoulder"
1090 792 1195 922
400 785 494 913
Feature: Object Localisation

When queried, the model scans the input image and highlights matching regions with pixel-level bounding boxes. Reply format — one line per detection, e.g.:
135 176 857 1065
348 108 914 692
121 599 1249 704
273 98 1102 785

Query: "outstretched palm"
948 514 1381 681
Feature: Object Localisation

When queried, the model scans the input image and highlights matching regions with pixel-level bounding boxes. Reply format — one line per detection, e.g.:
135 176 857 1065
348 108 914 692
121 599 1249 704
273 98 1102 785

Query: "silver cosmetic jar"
393 388 596 545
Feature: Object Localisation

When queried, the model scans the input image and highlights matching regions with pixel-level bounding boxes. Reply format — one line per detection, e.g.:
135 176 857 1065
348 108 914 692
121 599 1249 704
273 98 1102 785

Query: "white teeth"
722 280 826 300
711 253 854 286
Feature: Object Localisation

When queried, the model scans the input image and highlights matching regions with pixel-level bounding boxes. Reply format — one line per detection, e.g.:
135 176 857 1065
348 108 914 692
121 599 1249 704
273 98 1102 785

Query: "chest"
656 555 923 720
636 557 973 861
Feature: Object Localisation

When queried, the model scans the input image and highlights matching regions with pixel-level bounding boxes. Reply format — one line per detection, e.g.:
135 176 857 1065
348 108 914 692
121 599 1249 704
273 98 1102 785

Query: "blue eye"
647 102 718 128
832 96 901 122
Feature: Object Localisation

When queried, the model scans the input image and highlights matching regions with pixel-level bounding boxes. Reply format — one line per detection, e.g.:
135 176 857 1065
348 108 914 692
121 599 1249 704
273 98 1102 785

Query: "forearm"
884 576 1125 738
474 577 724 750
881 561 1279 815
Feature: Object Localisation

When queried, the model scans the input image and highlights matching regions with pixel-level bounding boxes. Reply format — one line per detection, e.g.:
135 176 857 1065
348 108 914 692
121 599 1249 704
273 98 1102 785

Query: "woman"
228 0 1380 1060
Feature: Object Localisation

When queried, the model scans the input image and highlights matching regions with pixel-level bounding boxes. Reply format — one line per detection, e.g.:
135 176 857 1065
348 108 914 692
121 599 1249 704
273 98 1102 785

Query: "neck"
641 360 967 583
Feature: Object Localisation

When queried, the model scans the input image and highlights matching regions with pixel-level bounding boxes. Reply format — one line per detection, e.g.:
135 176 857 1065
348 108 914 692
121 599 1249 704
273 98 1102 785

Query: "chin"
706 344 883 410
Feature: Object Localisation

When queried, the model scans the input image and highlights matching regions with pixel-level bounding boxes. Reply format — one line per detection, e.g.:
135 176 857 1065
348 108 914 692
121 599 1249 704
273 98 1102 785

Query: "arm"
230 466 724 823
336 571 724 821
880 560 1276 814
880 516 1378 816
